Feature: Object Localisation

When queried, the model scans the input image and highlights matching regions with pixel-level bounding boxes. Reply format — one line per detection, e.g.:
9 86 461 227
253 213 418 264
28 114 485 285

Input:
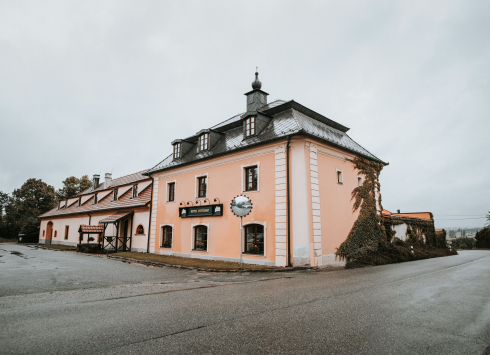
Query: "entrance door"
123 220 128 251
45 221 53 245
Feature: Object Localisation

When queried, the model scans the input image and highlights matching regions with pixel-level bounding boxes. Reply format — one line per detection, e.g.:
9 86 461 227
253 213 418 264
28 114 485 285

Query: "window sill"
166 200 176 203
242 252 265 256
192 249 208 252
337 182 343 185
160 246 172 249
135 234 145 236
243 189 259 193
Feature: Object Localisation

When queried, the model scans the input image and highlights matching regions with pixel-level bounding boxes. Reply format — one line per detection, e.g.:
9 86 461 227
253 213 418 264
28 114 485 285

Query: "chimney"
397 209 400 213
93 174 100 189
105 173 112 188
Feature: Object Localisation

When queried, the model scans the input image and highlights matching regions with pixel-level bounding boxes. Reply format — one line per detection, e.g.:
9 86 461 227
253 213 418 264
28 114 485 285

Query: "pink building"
144 73 386 267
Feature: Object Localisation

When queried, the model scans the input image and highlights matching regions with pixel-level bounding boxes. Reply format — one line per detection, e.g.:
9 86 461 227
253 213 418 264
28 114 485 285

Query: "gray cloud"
1 0 488 228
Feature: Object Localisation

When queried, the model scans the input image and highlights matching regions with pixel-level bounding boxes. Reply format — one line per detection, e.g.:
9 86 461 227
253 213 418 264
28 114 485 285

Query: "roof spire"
251 69 262 90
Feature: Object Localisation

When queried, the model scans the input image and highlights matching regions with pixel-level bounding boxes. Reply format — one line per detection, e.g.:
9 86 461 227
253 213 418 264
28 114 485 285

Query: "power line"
433 214 486 217
435 217 487 220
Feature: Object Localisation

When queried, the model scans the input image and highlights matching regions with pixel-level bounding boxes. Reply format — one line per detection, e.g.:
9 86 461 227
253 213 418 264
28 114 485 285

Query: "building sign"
179 204 223 218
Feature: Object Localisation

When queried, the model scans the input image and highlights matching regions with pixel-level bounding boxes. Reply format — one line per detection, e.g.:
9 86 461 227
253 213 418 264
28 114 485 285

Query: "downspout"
146 176 154 253
286 136 291 267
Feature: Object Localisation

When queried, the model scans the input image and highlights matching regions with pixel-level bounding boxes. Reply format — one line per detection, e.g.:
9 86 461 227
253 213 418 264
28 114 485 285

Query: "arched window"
194 225 207 251
245 224 264 254
54 231 57 238
136 224 144 235
161 226 172 248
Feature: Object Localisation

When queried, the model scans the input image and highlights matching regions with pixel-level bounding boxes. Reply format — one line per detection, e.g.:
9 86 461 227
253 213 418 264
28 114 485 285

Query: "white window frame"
245 116 256 137
191 223 209 252
173 143 181 159
159 224 174 250
195 173 209 199
199 133 209 151
242 221 267 257
336 169 343 184
241 162 260 193
166 180 176 203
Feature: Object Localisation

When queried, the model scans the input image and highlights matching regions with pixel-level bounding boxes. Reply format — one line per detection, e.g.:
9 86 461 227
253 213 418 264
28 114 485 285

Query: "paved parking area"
1 244 489 354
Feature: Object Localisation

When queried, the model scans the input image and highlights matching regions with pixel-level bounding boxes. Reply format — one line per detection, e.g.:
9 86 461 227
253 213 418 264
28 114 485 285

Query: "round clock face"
230 195 253 217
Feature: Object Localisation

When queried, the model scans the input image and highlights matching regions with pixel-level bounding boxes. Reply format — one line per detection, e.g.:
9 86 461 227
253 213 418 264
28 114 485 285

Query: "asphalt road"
1 244 489 355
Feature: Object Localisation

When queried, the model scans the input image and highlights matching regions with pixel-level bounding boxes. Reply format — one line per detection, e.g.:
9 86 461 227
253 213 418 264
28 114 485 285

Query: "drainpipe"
146 176 155 253
286 136 291 267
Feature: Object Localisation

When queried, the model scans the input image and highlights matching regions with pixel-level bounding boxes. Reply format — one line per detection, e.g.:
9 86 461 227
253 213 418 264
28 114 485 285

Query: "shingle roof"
79 170 150 196
78 225 105 233
99 211 134 223
146 100 386 175
39 184 151 219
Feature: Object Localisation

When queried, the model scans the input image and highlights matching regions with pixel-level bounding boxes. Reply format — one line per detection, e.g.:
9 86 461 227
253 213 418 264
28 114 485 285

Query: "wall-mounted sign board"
179 204 223 218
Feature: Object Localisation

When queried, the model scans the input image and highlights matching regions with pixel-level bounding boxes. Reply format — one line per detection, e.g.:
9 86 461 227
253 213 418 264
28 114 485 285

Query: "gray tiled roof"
79 171 150 196
146 100 386 175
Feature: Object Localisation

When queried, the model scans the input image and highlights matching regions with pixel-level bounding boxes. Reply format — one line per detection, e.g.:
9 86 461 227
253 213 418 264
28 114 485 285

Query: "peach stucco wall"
151 144 277 265
315 144 359 257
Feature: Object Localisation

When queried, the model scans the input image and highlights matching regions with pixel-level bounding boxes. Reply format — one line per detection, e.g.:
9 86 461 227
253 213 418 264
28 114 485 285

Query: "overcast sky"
1 0 488 229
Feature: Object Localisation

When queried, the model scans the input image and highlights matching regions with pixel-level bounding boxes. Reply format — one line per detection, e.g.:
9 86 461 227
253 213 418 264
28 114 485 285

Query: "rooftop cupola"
244 71 268 114
251 72 262 90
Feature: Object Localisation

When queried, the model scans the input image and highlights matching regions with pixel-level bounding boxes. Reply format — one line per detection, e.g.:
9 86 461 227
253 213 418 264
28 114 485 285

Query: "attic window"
94 194 98 204
78 197 81 207
245 116 256 137
173 143 181 159
113 189 118 201
200 133 209 151
337 170 343 184
132 185 138 198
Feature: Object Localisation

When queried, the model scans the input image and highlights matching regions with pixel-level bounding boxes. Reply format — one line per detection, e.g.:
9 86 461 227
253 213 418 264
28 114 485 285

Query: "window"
54 231 57 238
358 177 362 187
78 197 81 207
173 143 181 159
43 230 45 237
245 166 258 191
198 176 207 198
245 224 264 254
194 225 208 251
94 194 98 204
113 189 118 201
337 170 343 184
199 133 209 151
161 226 172 248
64 226 69 240
136 224 144 235
132 185 138 198
245 116 256 137
168 182 175 202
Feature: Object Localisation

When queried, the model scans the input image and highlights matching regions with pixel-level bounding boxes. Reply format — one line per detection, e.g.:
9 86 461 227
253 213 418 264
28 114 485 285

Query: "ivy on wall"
382 215 439 247
336 156 385 261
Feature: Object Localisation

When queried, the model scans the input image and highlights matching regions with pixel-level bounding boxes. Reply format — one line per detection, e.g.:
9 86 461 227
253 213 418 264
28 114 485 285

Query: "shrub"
475 227 490 248
452 237 475 250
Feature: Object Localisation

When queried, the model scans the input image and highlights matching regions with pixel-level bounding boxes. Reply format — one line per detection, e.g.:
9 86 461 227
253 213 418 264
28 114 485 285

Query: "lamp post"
230 195 253 267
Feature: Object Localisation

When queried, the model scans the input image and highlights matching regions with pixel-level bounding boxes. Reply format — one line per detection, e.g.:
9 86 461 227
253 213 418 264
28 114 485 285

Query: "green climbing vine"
336 156 385 261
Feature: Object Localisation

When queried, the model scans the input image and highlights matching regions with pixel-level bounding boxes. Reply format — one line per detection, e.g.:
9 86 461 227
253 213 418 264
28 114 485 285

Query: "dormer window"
132 185 138 198
94 194 98 204
173 143 181 159
245 116 256 137
113 189 118 201
199 133 209 151
78 197 81 207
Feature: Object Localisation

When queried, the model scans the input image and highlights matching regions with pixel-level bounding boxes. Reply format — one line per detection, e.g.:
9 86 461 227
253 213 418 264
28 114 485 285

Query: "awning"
98 211 134 224
78 224 104 234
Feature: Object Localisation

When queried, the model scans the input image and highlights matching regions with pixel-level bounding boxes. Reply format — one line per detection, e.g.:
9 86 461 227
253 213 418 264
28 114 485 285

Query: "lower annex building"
39 72 387 267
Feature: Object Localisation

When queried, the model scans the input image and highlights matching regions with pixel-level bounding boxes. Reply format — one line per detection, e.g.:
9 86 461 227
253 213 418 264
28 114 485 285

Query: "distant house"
382 209 435 243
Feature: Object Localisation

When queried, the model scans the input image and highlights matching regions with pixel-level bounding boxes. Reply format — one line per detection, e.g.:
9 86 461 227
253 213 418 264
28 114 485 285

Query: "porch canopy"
99 211 134 224
99 210 134 252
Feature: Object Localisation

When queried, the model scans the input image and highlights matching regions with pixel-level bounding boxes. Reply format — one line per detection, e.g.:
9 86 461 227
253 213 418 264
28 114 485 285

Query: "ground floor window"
161 226 172 248
54 231 57 238
64 226 69 240
194 225 207 251
245 224 264 254
136 224 144 235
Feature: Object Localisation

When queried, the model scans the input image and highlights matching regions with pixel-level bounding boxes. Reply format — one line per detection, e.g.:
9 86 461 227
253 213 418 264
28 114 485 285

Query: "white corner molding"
149 178 159 253
275 143 287 267
309 143 323 265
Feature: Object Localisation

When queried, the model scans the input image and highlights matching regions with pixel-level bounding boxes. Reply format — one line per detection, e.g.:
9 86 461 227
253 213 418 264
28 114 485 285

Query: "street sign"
230 195 253 266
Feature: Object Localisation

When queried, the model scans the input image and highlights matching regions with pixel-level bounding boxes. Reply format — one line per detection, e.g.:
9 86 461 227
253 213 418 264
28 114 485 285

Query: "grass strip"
114 251 278 270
